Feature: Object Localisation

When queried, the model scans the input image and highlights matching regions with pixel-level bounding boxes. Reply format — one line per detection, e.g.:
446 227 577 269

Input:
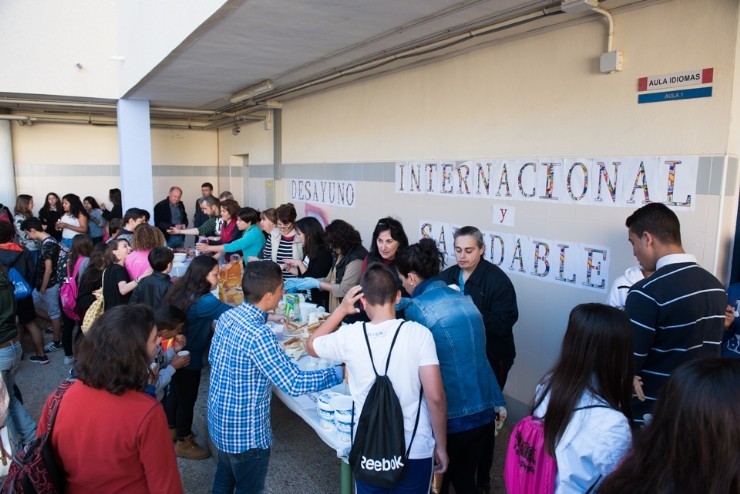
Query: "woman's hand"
195 243 212 253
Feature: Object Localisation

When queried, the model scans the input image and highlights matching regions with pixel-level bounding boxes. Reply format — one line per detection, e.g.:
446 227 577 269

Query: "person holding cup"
151 305 191 403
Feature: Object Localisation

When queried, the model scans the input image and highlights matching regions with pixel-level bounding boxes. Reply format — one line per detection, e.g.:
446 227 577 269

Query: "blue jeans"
212 447 271 494
167 235 185 249
356 457 434 494
0 342 37 446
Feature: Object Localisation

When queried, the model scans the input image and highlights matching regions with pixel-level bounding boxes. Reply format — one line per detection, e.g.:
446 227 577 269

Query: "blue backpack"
7 267 32 300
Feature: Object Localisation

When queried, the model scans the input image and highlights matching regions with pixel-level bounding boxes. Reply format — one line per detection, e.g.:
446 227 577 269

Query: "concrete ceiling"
1 0 657 126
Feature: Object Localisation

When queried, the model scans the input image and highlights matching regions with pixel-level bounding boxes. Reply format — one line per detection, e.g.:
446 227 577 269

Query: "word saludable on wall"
288 179 356 208
421 221 610 293
396 156 698 211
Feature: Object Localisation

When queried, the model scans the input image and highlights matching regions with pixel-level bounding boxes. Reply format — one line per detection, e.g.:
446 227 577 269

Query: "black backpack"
349 321 423 488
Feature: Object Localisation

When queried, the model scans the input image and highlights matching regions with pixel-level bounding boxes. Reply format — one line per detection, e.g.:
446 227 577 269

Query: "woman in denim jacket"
396 238 505 494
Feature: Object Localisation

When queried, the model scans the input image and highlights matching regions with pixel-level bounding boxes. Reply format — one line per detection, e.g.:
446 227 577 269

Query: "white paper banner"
397 156 698 210
419 220 610 293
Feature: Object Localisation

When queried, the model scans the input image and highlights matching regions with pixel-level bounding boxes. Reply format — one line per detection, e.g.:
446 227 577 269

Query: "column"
117 99 154 218
0 121 17 208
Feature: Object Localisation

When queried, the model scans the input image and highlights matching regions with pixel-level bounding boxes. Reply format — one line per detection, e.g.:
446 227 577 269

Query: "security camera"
232 125 240 136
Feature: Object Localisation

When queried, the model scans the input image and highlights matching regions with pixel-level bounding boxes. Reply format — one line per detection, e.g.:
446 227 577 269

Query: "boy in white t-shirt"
308 263 448 494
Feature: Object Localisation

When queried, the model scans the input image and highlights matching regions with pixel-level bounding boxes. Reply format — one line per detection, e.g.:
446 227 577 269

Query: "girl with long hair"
164 256 232 460
396 238 505 494
532 303 633 493
60 234 93 364
38 192 63 241
102 238 142 310
83 196 107 244
56 193 89 249
13 194 39 264
38 305 183 493
599 358 740 494
125 223 164 280
101 188 122 221
77 242 107 321
283 216 333 308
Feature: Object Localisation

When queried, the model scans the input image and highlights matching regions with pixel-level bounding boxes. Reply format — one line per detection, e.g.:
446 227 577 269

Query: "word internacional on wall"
421 221 611 293
396 156 698 211
289 179 356 208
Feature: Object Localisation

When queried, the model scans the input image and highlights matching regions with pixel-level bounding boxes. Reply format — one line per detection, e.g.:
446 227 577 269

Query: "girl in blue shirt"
196 207 265 265
164 256 232 460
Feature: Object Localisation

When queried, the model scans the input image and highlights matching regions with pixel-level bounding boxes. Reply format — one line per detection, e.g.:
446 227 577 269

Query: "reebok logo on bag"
348 321 423 489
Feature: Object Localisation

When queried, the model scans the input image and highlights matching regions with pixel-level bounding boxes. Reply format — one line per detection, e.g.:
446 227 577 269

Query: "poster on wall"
420 220 611 293
288 179 356 208
396 156 698 211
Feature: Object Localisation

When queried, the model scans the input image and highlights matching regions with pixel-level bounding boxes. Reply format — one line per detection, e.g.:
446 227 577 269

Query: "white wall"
8 0 740 415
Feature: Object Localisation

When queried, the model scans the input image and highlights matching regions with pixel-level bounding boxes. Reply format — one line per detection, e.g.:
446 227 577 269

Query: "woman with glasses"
261 203 303 278
361 216 410 297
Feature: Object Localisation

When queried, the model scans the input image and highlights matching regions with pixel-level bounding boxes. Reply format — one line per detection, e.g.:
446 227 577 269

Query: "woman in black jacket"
283 217 333 309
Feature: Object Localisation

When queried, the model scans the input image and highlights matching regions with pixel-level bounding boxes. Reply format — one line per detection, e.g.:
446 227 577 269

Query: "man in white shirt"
308 263 448 494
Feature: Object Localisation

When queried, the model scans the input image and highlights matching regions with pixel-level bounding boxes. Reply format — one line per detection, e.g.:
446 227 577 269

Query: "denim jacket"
405 278 505 419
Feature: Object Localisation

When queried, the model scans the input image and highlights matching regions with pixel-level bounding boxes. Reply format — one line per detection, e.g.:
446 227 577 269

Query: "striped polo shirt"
625 253 726 424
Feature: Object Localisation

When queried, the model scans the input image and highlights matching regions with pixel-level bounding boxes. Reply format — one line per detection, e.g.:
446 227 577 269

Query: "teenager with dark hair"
624 202 726 425
38 192 63 241
0 221 46 362
129 246 173 309
60 234 93 364
209 260 342 493
40 305 183 493
83 196 107 244
13 194 39 264
22 217 64 356
164 256 232 459
284 219 368 313
56 193 89 249
196 207 265 264
396 238 504 494
437 225 519 493
77 242 107 322
309 263 449 494
532 303 634 493
101 188 122 221
102 238 143 310
599 358 740 494
0 263 39 445
282 216 332 308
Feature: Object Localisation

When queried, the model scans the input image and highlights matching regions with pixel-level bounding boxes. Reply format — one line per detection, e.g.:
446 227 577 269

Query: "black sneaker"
29 355 49 365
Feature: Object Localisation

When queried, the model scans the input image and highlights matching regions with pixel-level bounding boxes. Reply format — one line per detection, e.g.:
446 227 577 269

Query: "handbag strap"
45 381 73 435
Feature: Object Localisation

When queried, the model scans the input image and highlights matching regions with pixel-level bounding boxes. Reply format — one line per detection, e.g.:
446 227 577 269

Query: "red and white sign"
638 68 713 92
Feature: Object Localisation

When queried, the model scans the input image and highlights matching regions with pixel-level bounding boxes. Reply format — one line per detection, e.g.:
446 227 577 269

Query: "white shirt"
60 213 80 240
533 389 631 494
606 265 645 309
313 318 439 459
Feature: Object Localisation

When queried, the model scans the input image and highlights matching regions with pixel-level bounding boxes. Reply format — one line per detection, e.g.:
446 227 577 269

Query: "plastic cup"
177 350 190 357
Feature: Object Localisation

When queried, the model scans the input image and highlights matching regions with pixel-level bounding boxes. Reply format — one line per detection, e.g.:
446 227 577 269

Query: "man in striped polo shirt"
625 203 726 426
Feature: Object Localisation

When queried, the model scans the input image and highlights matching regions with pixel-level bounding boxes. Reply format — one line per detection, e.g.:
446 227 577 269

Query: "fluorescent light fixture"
560 0 598 13
230 80 274 103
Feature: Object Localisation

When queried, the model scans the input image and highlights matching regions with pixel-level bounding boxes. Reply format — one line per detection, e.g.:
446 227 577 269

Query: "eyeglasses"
376 221 400 233
277 222 293 230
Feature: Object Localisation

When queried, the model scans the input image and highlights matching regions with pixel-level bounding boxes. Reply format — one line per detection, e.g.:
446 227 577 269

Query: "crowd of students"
0 184 738 494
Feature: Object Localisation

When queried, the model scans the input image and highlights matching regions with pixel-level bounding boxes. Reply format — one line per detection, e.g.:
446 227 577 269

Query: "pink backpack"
60 258 84 321
504 415 557 494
